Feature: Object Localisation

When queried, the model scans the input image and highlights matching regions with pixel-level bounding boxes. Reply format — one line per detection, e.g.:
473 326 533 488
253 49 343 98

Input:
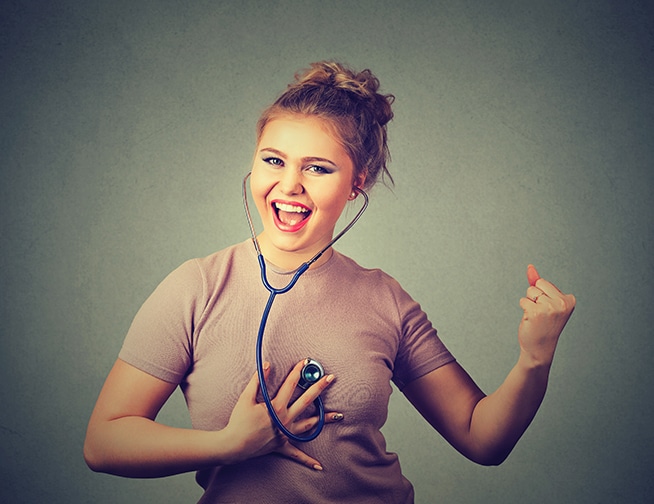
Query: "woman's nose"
278 168 304 195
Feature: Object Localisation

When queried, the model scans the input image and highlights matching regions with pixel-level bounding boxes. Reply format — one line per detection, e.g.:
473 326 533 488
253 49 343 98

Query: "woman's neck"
256 233 333 271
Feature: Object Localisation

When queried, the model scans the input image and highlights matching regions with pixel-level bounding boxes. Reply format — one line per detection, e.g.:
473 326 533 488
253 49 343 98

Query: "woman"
84 61 576 503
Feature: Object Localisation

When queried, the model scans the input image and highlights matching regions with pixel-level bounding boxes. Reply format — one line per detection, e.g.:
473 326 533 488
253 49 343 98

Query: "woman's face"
250 114 358 268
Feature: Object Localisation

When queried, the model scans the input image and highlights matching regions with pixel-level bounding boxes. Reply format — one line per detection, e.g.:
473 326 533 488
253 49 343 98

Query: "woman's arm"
403 265 575 465
84 358 339 477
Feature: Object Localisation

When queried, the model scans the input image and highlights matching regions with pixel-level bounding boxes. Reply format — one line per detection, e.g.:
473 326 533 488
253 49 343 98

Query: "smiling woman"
250 115 358 269
84 61 575 504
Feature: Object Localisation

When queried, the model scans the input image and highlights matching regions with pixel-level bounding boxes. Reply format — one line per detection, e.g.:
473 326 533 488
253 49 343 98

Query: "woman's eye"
264 157 283 166
307 165 331 174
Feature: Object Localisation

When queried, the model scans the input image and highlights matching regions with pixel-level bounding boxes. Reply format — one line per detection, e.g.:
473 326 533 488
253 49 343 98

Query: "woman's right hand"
84 358 340 478
223 359 341 471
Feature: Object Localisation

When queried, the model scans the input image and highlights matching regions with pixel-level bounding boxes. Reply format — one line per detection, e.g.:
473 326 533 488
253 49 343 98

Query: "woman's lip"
271 200 312 233
271 199 312 211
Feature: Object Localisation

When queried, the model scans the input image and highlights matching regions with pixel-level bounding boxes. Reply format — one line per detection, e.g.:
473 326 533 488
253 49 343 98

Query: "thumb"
527 264 540 287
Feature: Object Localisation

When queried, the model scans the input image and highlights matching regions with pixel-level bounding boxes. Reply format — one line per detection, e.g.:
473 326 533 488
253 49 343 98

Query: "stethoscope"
242 173 368 442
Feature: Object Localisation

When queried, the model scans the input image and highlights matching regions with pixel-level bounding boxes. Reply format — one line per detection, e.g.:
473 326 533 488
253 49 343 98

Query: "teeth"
275 202 309 213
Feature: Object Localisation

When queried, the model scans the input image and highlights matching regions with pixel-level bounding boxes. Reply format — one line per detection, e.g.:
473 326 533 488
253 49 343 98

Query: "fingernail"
325 374 335 383
263 361 270 371
333 413 344 421
313 464 323 471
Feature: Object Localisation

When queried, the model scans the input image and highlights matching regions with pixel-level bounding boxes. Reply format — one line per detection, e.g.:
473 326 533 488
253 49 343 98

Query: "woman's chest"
183 286 401 431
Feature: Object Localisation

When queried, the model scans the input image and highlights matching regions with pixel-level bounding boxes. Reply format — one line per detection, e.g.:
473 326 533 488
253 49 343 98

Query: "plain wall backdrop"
1 1 652 502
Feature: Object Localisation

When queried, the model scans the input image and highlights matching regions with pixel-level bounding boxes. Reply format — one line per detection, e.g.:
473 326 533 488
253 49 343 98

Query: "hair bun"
294 62 394 127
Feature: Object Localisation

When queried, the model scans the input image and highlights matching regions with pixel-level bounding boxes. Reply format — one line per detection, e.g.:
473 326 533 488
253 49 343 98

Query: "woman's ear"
350 172 367 198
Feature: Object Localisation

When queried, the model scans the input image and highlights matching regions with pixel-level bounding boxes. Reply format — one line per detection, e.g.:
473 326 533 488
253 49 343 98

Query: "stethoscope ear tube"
243 172 368 442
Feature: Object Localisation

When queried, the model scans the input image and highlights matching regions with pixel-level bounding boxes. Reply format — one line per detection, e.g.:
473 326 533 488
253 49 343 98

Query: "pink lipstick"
271 200 312 232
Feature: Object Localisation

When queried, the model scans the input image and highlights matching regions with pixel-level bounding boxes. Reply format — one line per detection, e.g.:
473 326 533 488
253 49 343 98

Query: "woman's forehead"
258 116 349 158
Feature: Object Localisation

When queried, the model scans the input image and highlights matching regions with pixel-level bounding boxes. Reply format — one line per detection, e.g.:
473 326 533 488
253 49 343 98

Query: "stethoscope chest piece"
298 359 324 390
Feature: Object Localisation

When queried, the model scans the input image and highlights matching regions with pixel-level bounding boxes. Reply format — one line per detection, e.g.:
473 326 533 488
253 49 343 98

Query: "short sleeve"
118 259 206 384
391 284 455 390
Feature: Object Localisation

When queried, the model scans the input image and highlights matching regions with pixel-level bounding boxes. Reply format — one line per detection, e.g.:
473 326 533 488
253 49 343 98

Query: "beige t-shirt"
119 240 455 503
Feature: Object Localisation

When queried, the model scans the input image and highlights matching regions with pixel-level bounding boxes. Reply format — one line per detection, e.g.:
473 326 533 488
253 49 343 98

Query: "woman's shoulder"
165 240 254 292
194 240 251 267
332 250 403 291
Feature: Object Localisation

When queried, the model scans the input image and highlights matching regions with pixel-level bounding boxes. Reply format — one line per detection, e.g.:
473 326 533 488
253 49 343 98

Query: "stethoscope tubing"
242 172 368 442
255 284 325 442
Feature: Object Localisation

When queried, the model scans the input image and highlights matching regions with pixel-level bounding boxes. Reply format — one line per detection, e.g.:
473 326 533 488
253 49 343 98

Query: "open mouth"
272 201 312 232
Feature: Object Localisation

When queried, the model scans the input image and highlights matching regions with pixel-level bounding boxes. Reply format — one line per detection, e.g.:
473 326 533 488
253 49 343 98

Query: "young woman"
84 61 576 503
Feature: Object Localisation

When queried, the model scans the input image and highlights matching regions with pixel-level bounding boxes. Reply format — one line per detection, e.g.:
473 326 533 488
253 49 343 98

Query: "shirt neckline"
242 239 339 278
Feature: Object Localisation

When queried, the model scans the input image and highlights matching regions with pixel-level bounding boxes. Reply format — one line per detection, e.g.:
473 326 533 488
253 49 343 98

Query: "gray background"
1 1 652 503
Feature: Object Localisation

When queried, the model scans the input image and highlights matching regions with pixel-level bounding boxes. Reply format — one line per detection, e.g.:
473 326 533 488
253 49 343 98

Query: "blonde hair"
256 61 395 189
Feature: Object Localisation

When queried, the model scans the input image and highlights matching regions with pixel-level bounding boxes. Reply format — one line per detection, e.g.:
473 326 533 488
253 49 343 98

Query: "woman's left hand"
518 264 576 368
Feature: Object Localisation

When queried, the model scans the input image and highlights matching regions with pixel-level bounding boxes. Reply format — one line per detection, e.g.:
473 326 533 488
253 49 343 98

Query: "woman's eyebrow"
259 147 286 157
259 148 339 168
